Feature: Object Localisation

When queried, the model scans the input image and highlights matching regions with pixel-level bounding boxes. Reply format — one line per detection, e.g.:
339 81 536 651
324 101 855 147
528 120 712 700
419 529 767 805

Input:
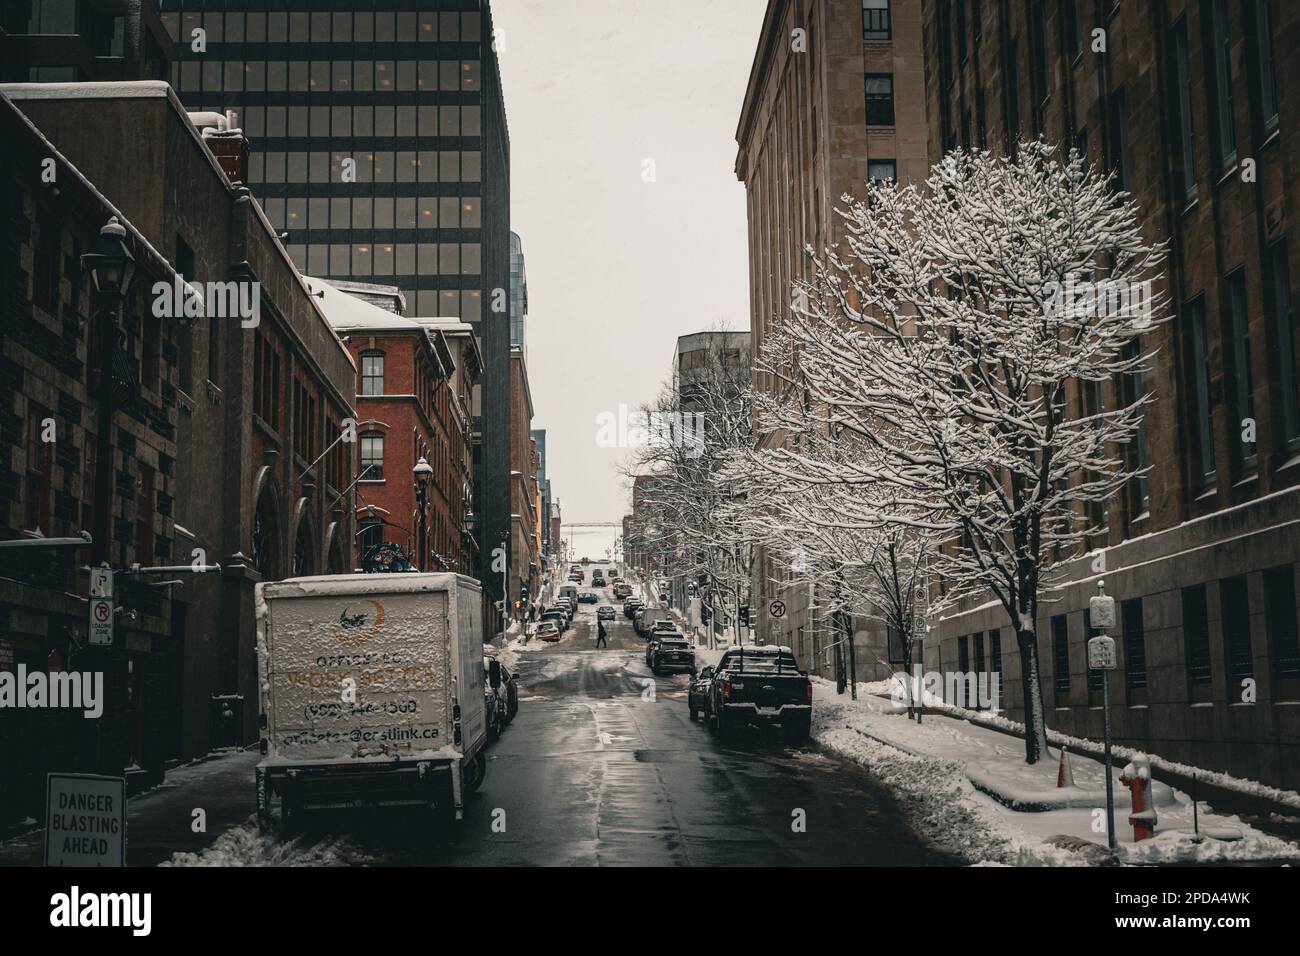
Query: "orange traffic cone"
1056 745 1075 788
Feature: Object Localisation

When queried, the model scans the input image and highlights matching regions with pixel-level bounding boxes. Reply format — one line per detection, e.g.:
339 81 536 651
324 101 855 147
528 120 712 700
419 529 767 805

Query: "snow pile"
810 680 1300 865
161 819 372 867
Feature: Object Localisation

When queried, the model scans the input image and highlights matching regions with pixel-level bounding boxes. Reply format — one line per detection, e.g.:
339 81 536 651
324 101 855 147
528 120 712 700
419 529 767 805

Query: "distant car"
687 666 715 721
536 621 561 642
597 605 615 621
579 591 599 604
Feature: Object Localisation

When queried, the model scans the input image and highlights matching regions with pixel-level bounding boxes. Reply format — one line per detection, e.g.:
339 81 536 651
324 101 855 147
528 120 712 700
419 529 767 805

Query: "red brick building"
314 279 481 577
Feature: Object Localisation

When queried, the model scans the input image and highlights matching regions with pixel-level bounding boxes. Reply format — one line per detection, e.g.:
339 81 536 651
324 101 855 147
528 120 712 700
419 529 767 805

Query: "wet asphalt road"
331 597 956 866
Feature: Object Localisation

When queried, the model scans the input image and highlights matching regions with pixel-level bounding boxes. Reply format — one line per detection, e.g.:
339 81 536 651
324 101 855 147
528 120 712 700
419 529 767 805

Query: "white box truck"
254 572 487 830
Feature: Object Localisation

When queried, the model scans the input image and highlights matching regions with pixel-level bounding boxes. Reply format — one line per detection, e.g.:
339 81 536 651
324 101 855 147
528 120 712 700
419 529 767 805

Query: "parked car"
597 605 616 621
650 620 678 635
706 645 811 744
541 609 568 632
633 608 647 635
579 591 599 604
624 597 644 618
484 654 518 722
548 601 573 622
535 621 561 642
645 631 691 671
687 666 714 721
484 677 507 741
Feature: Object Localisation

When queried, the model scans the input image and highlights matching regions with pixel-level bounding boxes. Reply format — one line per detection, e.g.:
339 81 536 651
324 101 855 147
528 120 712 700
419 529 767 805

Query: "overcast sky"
493 0 765 558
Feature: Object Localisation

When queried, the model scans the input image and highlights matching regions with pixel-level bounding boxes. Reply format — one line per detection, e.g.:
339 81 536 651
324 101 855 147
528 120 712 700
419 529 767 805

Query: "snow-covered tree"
722 399 935 705
623 330 755 644
748 142 1168 762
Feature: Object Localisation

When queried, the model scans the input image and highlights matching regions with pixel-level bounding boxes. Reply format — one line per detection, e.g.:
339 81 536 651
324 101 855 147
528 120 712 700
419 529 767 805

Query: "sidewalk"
811 680 1300 866
0 748 258 867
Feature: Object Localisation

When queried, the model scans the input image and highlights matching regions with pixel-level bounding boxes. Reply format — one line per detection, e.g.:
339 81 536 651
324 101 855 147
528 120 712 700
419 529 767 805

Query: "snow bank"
810 680 1300 865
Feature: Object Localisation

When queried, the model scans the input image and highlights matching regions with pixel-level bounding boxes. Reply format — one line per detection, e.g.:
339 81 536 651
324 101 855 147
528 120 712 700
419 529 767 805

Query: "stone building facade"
3 82 358 775
735 0 928 682
919 0 1300 787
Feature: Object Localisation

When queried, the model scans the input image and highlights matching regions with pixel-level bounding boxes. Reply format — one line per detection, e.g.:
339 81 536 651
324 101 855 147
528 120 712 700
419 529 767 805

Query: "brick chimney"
189 110 249 185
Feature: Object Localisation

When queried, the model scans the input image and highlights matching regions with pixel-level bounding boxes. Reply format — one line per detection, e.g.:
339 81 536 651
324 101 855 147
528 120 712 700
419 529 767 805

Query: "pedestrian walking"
596 619 608 648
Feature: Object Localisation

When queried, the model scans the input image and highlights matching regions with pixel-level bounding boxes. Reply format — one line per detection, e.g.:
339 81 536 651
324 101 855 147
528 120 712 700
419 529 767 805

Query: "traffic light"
519 584 529 603
739 605 750 627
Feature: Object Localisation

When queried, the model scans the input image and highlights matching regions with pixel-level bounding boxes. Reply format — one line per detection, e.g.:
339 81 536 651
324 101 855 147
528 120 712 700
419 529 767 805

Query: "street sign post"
45 773 125 867
88 566 114 646
1090 581 1119 853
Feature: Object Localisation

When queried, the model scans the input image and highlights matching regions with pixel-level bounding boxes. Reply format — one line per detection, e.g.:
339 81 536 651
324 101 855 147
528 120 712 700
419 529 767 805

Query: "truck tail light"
805 681 813 702
722 679 732 702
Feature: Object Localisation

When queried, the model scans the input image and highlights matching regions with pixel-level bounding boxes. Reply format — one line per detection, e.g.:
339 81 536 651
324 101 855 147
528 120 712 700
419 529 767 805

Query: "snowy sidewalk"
0 748 259 867
811 680 1300 866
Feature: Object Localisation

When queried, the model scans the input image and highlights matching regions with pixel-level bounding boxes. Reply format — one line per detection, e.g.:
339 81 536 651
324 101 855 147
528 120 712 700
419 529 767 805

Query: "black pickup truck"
706 645 811 744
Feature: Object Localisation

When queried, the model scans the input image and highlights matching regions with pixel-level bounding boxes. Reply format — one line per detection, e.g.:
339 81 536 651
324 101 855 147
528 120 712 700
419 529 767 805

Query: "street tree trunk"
1017 628 1048 764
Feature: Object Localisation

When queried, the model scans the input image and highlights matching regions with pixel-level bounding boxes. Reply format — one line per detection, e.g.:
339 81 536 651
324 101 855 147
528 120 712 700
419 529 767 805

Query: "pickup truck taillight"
805 681 813 702
722 679 732 702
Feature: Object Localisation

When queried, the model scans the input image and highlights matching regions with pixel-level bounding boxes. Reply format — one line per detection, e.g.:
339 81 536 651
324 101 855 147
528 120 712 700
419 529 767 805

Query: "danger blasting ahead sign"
45 773 125 867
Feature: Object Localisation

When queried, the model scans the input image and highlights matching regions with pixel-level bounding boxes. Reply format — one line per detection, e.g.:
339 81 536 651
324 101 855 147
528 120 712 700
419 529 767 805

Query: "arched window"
360 430 384 480
358 517 384 559
327 530 346 574
360 351 385 395
292 520 316 577
251 489 280 580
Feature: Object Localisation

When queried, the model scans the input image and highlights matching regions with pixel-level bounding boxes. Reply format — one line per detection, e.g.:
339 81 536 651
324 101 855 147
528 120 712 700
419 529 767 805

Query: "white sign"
89 567 113 599
45 773 125 867
769 600 787 619
1089 593 1116 630
88 598 114 646
1088 635 1117 671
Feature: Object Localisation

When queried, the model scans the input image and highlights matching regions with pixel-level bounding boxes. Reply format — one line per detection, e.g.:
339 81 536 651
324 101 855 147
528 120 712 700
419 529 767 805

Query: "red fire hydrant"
1119 754 1157 841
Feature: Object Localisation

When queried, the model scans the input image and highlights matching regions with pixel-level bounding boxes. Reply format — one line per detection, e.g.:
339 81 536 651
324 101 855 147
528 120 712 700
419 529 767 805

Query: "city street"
0 588 953 867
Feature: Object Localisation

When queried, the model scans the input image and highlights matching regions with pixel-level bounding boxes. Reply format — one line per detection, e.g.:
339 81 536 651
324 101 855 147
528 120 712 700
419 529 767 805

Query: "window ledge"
1276 450 1300 472
1194 486 1218 502
1189 701 1215 708
1179 195 1200 217
1216 162 1239 187
1260 125 1281 152
1232 472 1259 488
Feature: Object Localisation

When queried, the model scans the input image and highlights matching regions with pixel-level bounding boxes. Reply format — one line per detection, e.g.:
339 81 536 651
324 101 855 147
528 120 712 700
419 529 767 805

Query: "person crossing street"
596 618 608 648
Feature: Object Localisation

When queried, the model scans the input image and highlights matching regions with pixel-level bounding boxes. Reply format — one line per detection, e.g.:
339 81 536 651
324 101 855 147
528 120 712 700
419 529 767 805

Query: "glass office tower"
160 1 513 601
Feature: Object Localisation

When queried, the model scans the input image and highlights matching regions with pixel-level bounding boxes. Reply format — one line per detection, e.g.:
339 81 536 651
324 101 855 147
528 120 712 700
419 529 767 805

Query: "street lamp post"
80 217 136 568
79 216 135 776
412 456 433 570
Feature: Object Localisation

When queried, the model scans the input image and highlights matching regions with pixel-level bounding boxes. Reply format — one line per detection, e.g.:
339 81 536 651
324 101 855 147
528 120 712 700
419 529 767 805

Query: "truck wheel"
688 703 697 721
714 710 731 739
783 716 811 746
464 751 487 793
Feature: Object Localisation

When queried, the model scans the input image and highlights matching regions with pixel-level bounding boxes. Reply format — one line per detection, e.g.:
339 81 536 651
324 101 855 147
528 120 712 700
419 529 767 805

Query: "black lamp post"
80 217 136 567
413 456 433 570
